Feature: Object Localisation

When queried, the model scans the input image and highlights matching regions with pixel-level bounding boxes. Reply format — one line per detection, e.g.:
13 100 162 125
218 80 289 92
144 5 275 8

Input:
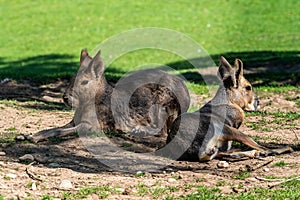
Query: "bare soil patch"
0 80 299 199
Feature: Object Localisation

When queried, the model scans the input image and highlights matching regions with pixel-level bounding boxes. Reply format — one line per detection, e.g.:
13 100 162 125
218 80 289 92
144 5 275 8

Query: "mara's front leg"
28 120 78 143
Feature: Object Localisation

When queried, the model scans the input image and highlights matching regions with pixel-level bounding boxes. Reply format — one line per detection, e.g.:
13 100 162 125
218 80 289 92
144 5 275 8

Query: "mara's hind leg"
220 125 293 158
216 150 260 159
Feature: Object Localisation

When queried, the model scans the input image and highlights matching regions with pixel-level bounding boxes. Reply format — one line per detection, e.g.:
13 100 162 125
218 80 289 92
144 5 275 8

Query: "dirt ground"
0 80 299 199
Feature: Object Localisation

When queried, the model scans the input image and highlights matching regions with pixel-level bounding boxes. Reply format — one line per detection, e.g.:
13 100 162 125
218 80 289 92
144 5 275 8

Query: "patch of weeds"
297 98 300 107
216 181 226 186
287 174 298 179
274 160 286 167
0 195 3 200
63 186 112 199
153 181 162 186
237 184 244 189
5 127 17 132
247 111 268 117
265 175 279 179
183 184 196 190
245 122 260 131
41 194 54 200
61 192 72 199
167 186 179 192
26 182 34 188
151 187 167 199
178 186 221 199
281 179 300 188
195 177 206 182
136 182 149 196
24 198 34 200
261 127 272 132
234 171 251 180
0 99 18 107
273 111 300 120
0 132 16 144
166 195 174 200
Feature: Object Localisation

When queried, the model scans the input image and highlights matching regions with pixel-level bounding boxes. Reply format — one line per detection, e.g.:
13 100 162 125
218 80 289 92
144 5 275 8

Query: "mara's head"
218 56 259 111
63 49 105 109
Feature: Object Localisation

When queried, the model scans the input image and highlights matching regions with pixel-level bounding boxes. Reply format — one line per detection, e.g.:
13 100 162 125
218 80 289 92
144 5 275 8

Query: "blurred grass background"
0 0 299 86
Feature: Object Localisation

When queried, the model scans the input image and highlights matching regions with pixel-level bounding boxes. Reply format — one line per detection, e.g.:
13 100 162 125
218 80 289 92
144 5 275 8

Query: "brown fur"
30 50 190 143
157 56 292 161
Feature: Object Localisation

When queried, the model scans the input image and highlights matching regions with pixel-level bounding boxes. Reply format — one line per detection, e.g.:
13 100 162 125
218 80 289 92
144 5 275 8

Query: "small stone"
135 171 144 176
15 135 26 141
6 173 17 179
131 188 138 194
263 168 270 172
136 171 143 175
19 154 35 162
248 177 257 182
217 161 230 168
0 151 6 156
32 182 37 191
168 178 177 183
0 161 5 166
59 180 73 190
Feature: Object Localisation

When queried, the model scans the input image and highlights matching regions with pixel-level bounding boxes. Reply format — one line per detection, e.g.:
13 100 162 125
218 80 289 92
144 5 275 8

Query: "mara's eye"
245 85 252 91
81 80 89 85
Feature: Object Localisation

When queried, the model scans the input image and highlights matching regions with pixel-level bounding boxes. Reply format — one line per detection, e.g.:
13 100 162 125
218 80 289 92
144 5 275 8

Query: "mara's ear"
218 56 236 88
234 58 244 85
86 50 104 79
80 49 89 65
79 49 93 69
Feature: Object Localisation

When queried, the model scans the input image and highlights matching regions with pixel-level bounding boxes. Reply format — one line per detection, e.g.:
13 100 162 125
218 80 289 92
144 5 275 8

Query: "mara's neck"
210 86 230 106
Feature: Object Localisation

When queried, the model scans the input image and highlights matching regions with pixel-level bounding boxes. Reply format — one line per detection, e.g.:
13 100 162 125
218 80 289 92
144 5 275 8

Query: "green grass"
0 0 299 85
176 180 300 200
234 171 251 180
61 186 112 199
274 161 287 167
245 110 300 132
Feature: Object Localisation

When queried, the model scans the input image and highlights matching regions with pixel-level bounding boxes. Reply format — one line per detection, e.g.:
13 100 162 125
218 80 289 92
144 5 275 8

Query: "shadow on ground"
168 50 300 86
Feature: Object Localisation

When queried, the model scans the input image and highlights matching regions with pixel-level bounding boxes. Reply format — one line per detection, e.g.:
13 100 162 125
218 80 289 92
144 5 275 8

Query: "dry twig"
251 159 274 171
25 162 43 182
266 176 300 189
